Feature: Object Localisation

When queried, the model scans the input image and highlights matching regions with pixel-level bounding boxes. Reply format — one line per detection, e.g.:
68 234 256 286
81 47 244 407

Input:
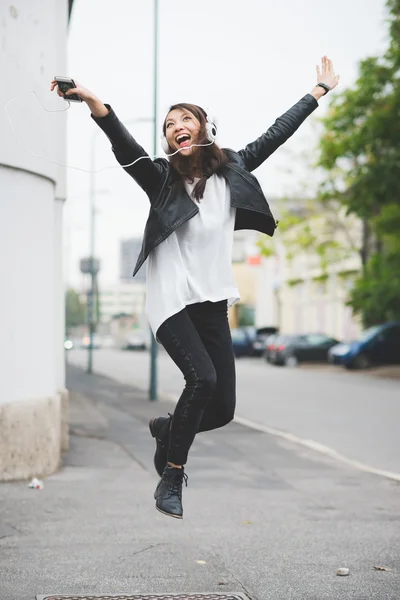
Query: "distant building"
120 237 146 283
232 230 260 264
99 283 146 324
255 214 363 340
230 231 263 328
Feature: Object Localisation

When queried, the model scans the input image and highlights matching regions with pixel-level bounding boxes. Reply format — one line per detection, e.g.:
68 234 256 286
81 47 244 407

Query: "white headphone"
161 108 217 154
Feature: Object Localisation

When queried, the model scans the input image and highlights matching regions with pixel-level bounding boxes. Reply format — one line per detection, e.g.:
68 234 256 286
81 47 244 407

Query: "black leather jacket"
92 94 318 276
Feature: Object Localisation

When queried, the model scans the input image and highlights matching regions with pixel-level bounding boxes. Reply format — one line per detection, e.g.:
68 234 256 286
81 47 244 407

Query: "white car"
121 330 150 351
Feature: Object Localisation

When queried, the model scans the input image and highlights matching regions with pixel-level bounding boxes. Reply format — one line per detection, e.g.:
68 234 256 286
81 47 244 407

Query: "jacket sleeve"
90 105 164 198
237 94 319 172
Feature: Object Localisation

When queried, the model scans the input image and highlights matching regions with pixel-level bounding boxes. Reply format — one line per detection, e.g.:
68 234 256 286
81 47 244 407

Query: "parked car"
254 327 279 354
269 333 339 367
121 330 150 351
80 334 102 349
328 322 400 369
230 327 255 357
264 334 279 363
231 326 278 357
100 335 115 348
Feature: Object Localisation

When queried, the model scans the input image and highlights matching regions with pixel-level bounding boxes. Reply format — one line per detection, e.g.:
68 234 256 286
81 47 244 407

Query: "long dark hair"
162 103 228 201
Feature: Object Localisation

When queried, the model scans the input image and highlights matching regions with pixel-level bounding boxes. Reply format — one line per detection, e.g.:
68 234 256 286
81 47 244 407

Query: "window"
313 279 328 295
381 326 400 342
360 325 382 342
278 335 305 346
305 334 333 346
230 329 247 342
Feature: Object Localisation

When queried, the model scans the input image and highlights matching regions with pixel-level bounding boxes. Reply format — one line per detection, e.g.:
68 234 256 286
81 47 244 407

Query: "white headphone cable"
4 89 214 174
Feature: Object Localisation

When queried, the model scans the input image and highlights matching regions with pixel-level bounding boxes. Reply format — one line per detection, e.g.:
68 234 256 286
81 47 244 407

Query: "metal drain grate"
36 595 250 600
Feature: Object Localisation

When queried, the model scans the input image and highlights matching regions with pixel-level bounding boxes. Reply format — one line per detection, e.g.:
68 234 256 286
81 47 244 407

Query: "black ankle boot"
154 465 188 519
149 414 172 477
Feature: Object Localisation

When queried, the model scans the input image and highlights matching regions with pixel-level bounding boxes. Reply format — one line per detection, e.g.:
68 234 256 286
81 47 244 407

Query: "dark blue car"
328 322 400 369
231 326 278 357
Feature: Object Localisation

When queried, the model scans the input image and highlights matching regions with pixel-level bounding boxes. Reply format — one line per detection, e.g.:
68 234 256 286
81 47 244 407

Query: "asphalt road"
67 348 400 477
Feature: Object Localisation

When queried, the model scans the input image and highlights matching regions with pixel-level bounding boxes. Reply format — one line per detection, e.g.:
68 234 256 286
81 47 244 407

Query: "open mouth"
176 133 191 148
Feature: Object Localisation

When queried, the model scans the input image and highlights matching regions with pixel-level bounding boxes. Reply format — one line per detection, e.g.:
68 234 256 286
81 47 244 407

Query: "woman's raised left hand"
310 56 339 100
316 56 340 91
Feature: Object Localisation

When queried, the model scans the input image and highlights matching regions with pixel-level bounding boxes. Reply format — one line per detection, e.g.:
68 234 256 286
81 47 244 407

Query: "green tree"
317 0 400 324
65 288 86 331
259 0 400 325
258 196 359 274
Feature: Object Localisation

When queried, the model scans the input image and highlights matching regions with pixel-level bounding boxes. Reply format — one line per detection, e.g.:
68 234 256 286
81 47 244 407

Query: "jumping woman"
51 56 339 519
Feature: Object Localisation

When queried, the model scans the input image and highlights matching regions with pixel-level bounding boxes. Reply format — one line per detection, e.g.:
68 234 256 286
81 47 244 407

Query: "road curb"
233 415 400 483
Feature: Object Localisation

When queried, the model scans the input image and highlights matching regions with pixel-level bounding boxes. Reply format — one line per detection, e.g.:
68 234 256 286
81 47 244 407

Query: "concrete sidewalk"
0 366 399 600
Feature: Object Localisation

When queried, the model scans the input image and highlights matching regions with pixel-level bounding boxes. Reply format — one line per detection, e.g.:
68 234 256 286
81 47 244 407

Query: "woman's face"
164 108 201 155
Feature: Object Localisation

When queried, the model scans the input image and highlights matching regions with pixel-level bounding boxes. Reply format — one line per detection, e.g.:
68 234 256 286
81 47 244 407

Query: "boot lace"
168 469 188 498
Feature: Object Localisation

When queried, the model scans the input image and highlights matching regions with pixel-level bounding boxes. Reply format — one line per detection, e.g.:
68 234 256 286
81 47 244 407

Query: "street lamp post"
87 132 98 374
86 0 160 392
86 118 153 375
149 0 159 401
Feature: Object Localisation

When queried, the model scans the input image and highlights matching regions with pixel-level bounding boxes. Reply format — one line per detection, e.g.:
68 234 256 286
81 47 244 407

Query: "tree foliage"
258 197 359 274
348 252 400 325
65 288 86 330
260 0 400 326
317 0 400 325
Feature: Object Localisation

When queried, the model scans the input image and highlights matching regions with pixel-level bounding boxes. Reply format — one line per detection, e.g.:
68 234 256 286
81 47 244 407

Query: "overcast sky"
63 0 388 287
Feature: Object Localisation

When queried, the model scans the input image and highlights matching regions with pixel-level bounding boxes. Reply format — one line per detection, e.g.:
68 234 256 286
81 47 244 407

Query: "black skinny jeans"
156 299 236 466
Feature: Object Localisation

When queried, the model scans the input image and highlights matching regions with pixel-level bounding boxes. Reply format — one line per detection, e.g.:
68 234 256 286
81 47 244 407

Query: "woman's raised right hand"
50 79 109 117
50 79 95 103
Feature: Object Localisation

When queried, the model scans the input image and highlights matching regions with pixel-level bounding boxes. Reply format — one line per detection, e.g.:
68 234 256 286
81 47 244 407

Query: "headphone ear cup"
205 120 217 143
161 135 170 154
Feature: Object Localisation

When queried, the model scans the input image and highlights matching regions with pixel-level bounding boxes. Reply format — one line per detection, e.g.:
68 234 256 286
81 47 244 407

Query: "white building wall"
99 283 146 323
0 1 69 480
0 2 66 183
54 198 66 389
0 168 57 402
255 257 278 328
257 252 362 341
54 0 68 391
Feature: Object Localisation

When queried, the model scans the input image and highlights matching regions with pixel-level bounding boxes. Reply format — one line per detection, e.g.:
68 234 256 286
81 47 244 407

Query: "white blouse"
145 174 240 338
